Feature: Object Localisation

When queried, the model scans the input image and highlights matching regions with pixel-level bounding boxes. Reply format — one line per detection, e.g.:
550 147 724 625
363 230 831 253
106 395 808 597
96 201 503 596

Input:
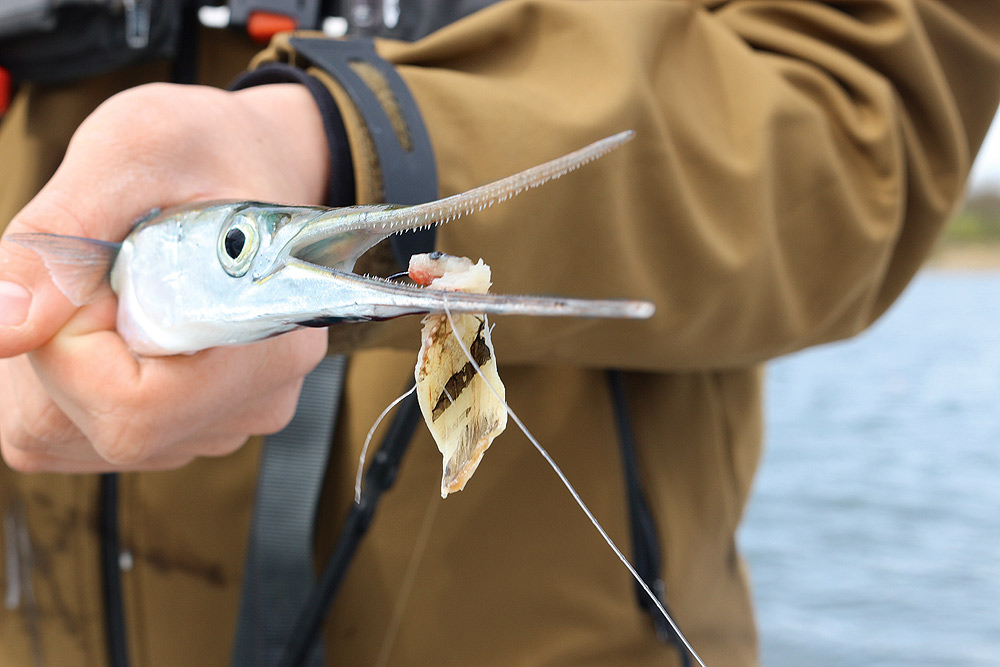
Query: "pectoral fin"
5 233 120 306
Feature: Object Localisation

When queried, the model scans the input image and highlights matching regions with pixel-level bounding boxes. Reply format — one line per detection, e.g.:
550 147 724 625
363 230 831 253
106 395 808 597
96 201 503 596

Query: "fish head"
114 200 403 355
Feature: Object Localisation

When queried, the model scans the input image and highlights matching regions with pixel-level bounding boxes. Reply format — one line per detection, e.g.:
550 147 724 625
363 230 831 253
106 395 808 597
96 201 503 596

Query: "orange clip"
246 11 298 44
0 67 11 116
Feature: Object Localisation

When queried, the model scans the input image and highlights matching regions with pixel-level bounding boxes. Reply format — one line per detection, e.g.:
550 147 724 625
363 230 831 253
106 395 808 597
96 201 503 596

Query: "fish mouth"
244 211 656 323
246 214 346 283
249 204 399 283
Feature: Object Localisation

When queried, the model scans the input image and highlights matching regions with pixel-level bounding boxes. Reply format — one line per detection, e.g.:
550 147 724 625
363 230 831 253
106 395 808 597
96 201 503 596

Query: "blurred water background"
740 270 1000 666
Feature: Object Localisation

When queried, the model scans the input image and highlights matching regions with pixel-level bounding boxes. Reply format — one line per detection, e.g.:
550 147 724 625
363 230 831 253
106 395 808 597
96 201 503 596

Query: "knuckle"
198 436 248 459
94 84 179 126
81 85 211 168
1 400 67 458
139 455 196 471
87 412 156 467
91 435 150 467
1 442 47 473
93 445 139 467
255 385 303 435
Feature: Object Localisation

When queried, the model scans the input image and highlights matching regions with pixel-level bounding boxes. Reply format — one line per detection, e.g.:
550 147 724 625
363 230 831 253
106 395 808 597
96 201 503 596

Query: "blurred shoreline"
929 187 1000 270
927 243 1000 271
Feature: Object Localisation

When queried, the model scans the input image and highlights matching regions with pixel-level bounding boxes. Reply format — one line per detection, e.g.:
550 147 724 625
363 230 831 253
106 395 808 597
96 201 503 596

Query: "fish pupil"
225 228 246 259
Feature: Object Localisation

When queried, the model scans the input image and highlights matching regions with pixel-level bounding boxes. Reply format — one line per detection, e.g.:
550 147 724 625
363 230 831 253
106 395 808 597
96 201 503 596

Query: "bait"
409 252 507 497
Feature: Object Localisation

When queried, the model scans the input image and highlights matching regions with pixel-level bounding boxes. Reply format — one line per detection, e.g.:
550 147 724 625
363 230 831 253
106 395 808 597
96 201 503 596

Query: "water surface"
741 272 1000 666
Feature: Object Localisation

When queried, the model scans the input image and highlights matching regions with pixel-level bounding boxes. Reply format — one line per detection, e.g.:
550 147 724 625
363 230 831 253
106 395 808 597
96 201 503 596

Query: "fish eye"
225 227 246 258
218 215 259 277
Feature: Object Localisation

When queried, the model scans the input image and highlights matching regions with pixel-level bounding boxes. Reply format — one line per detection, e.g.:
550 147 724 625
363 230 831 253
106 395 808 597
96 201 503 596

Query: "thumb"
0 195 89 358
0 277 33 336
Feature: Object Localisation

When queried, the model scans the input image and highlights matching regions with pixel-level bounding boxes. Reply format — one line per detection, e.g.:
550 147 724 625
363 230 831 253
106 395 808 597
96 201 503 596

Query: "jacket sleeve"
263 0 1000 372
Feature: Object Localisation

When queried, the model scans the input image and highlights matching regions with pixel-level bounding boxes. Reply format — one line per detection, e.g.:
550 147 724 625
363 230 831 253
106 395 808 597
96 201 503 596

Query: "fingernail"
0 281 31 326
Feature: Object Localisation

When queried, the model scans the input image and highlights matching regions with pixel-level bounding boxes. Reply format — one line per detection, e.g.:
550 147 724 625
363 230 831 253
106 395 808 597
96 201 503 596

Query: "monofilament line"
374 490 441 667
355 385 417 504
442 303 708 667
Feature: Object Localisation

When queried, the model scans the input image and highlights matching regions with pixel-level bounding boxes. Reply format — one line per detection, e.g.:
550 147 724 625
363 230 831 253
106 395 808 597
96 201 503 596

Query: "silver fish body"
111 200 359 355
8 131 655 356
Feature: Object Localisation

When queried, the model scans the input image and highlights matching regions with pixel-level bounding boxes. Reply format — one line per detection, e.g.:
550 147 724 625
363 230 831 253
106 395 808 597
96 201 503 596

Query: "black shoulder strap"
289 36 438 268
277 387 424 667
606 370 692 667
231 356 348 667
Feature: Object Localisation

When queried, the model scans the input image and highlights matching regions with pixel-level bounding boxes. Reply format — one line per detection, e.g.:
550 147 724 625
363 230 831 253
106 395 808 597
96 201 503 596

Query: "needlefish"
6 130 653 356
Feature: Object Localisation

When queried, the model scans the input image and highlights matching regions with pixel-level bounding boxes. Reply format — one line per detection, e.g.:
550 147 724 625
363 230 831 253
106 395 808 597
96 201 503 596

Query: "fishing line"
373 490 441 667
356 385 417 503
442 303 708 667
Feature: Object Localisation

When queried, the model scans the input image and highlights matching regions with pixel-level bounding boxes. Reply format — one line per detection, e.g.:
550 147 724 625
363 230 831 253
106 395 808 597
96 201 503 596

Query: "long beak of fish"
247 130 654 322
261 257 655 323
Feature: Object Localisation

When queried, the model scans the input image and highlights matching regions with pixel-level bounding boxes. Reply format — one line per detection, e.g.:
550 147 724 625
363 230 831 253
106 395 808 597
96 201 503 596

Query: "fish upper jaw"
246 208 377 283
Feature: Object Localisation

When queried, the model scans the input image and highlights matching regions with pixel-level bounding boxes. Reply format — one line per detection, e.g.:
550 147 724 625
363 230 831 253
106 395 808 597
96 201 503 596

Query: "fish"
409 252 507 497
4 130 653 356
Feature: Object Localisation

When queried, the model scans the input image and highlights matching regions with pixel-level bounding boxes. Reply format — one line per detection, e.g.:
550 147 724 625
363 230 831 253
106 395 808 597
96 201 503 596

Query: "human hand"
0 83 332 472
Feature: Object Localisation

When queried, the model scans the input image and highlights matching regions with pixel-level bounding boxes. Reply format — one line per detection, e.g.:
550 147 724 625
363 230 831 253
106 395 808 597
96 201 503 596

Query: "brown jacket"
2 2 999 665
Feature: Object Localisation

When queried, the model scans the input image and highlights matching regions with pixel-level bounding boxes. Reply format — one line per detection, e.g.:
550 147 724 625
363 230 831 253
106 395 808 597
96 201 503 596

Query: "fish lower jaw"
116 314 190 357
114 284 200 356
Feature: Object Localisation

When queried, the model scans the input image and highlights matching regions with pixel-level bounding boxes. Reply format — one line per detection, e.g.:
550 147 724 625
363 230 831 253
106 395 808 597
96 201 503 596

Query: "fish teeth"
365 131 634 235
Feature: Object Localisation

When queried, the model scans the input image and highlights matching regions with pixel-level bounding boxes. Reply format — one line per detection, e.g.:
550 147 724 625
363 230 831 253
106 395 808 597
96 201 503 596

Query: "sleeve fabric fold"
258 0 1000 371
